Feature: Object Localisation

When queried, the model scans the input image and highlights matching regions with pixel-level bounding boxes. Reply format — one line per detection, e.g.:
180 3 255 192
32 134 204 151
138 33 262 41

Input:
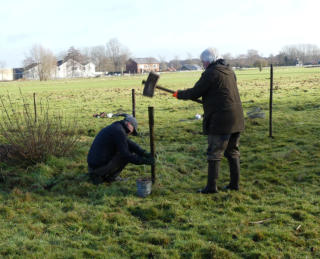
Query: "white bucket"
136 178 152 198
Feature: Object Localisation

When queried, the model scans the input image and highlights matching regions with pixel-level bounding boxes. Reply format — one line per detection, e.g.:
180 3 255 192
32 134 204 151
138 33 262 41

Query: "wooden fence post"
33 92 37 123
269 64 273 138
132 89 136 117
148 106 155 183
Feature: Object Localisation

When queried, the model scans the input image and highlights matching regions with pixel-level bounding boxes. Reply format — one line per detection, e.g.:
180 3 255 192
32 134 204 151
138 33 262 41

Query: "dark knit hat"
124 115 138 136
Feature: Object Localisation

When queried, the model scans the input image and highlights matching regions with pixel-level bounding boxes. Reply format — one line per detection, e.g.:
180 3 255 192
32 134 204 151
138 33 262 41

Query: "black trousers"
88 154 128 183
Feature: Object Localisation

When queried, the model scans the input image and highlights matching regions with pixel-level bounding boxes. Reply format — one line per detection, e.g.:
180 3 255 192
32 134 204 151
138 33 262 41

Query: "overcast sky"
1 0 319 67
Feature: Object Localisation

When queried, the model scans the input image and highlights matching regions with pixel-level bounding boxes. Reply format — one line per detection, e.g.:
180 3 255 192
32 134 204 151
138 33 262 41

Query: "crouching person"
87 115 154 185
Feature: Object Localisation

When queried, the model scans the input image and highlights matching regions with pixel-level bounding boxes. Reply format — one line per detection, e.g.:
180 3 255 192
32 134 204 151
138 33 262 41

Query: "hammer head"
142 72 160 97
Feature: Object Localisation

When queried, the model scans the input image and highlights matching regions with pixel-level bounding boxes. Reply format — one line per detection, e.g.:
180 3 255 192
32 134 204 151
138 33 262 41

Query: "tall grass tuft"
0 91 79 164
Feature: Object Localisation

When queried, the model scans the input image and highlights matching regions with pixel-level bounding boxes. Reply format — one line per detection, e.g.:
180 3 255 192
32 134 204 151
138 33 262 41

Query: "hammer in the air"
142 72 202 104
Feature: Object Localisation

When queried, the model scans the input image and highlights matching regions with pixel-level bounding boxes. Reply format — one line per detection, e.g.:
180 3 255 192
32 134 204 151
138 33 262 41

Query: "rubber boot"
198 160 219 194
224 157 240 190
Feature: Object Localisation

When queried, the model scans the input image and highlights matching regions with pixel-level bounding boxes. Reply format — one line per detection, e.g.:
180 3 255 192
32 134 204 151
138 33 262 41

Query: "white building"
0 69 14 81
23 63 41 80
23 59 96 80
55 60 96 78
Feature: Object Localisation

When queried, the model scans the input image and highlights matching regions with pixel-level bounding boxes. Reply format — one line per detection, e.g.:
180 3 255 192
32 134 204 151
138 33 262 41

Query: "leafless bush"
0 92 79 164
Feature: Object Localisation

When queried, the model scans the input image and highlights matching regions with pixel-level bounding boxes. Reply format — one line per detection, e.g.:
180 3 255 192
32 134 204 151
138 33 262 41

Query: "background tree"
90 45 109 72
246 49 261 67
280 44 320 65
158 56 168 72
106 38 130 73
23 44 56 81
64 46 85 77
186 52 193 64
79 47 91 64
222 53 233 65
169 55 182 70
64 46 83 63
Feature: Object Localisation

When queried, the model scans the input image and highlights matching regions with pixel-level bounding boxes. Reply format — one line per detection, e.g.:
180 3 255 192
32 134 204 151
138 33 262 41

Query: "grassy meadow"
0 66 319 258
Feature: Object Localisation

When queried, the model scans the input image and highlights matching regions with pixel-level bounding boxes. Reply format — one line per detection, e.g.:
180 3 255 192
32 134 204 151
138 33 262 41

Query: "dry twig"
249 218 272 225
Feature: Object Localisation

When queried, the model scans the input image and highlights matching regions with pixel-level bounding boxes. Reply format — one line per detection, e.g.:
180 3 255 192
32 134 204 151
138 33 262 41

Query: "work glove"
141 156 155 165
142 151 153 158
173 91 178 98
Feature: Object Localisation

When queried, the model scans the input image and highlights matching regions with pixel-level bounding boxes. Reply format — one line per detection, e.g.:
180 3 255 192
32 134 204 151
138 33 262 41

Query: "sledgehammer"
142 72 203 104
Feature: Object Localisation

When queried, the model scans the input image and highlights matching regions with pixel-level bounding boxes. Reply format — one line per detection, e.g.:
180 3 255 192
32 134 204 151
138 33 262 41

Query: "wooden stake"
148 106 155 184
33 92 37 123
269 64 273 138
132 89 136 117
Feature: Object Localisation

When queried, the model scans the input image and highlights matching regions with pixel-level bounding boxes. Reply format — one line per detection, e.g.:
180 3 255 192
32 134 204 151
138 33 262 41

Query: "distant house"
126 58 160 74
180 64 202 71
23 63 41 80
56 59 96 78
23 59 96 80
83 62 96 77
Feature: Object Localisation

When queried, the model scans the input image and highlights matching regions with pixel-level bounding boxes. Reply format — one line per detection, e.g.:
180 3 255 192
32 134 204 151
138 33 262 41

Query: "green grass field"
0 67 319 258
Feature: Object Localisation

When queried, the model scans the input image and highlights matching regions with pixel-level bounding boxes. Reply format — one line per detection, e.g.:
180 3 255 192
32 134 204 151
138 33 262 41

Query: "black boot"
224 157 240 191
198 160 219 194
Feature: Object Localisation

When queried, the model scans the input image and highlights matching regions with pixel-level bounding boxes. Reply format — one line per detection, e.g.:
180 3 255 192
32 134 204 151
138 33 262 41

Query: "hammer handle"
156 85 203 104
155 85 175 94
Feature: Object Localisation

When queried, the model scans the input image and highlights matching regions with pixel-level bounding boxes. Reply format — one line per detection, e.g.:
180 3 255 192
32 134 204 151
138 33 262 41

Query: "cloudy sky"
1 0 319 67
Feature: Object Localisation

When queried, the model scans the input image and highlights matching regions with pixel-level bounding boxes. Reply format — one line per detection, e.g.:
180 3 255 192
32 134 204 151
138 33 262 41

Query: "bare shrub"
0 92 79 164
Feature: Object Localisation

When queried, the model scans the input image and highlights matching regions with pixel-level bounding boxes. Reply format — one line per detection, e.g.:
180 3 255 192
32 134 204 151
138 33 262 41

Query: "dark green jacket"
177 60 245 134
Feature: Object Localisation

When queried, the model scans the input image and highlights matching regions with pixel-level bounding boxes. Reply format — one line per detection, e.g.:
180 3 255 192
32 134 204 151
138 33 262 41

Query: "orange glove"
173 91 178 98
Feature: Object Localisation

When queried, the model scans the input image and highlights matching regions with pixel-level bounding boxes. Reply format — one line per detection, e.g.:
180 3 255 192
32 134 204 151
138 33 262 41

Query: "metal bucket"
136 178 152 198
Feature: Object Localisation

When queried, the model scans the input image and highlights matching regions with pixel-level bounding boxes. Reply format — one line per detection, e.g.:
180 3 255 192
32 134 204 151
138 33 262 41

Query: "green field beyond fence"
0 67 319 258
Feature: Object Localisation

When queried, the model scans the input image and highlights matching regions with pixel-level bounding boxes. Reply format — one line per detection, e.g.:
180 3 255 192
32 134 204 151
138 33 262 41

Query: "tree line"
224 44 320 68
21 40 320 81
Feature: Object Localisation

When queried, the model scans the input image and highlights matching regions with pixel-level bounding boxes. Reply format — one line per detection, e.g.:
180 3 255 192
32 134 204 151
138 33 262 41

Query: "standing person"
87 115 154 185
173 48 245 193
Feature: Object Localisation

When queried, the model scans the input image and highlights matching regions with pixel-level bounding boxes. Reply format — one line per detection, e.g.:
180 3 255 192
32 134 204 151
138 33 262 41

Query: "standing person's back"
173 48 245 193
197 60 244 134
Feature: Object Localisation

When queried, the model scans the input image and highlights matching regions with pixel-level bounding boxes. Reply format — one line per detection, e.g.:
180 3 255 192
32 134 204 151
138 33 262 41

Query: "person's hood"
207 59 233 75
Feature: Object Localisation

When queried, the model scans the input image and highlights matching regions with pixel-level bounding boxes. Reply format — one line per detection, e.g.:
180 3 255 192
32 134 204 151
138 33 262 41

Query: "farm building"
126 58 160 74
13 68 24 79
0 68 14 81
0 68 24 81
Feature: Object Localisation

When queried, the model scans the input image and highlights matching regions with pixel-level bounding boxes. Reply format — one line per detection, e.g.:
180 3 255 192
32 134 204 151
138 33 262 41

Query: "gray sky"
1 0 319 67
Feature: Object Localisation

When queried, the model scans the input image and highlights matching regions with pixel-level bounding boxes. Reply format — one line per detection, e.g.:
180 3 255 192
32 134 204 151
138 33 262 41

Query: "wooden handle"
156 85 203 104
156 85 175 94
